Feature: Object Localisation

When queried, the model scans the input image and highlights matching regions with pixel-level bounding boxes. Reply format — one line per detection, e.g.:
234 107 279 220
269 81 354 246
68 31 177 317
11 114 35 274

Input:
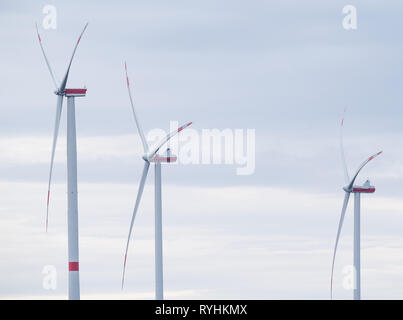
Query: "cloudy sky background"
1 0 403 299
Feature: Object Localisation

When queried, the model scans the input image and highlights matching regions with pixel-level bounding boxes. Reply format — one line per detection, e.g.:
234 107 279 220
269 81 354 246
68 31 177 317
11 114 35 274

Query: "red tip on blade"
76 22 89 45
35 23 41 42
341 108 347 126
178 122 192 132
46 190 50 232
122 254 127 289
76 32 84 45
368 151 382 162
124 62 130 86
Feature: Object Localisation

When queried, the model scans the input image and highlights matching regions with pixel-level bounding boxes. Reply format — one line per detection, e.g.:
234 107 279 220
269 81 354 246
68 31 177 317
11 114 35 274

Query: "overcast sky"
1 0 403 299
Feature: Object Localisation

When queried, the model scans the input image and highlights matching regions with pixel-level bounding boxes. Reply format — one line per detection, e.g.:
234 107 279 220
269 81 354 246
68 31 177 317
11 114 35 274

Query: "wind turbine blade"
347 151 383 190
340 108 350 184
46 95 64 231
124 62 149 153
330 192 351 299
35 23 59 90
122 161 150 288
59 23 89 92
147 122 192 159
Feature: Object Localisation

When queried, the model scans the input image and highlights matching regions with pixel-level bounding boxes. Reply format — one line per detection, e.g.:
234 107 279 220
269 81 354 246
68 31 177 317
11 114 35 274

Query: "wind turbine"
330 109 382 300
36 23 88 300
121 62 192 300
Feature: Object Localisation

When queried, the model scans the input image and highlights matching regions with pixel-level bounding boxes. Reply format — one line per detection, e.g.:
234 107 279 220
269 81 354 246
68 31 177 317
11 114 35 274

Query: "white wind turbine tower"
122 62 192 300
330 109 382 300
36 23 88 300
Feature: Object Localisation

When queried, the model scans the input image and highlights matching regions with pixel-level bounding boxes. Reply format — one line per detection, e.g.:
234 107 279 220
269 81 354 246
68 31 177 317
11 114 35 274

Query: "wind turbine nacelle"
352 185 375 193
342 185 376 193
150 155 177 163
65 88 87 97
144 147 177 163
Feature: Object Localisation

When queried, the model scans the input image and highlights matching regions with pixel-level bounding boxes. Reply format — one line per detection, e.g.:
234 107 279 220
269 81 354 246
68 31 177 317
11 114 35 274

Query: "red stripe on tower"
69 262 79 271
